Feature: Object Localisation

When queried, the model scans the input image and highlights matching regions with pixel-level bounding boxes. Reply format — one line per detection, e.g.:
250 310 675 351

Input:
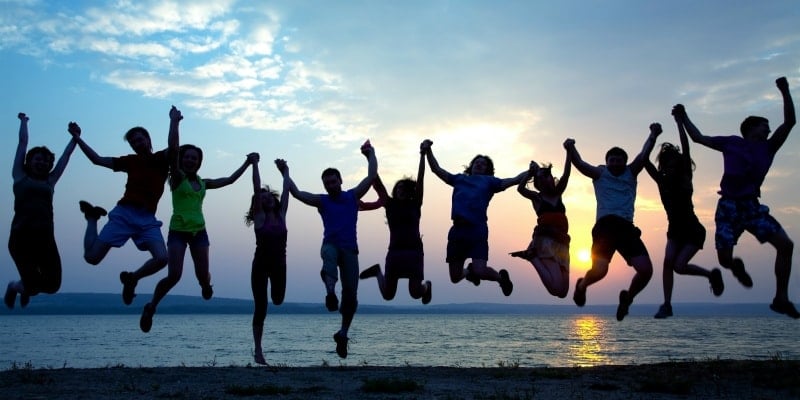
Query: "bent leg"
531 257 569 298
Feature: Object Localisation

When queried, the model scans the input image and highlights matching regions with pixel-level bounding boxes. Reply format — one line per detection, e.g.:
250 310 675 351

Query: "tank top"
169 176 206 233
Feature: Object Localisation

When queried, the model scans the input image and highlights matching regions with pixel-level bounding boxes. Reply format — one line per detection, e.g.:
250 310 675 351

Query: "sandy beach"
1 359 798 399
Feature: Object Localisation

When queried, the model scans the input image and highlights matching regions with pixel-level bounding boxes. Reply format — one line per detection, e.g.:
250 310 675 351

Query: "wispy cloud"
2 0 372 146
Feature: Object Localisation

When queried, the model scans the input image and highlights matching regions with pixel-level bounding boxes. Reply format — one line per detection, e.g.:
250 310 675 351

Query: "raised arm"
358 174 388 211
555 146 572 195
204 153 254 189
673 104 716 149
48 122 80 186
768 76 796 152
415 148 425 204
249 156 266 229
629 123 662 175
13 113 29 181
643 159 659 182
277 160 290 219
563 138 602 179
675 112 693 172
277 158 322 207
352 140 378 199
168 105 182 157
517 161 539 200
420 139 454 184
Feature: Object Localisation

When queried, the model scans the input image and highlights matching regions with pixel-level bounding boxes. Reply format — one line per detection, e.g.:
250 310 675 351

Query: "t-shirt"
112 149 170 213
319 190 359 251
593 166 636 222
709 135 774 199
450 174 504 226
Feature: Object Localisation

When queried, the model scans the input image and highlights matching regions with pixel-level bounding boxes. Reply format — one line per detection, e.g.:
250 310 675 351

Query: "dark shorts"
715 197 783 249
167 229 210 249
591 215 649 265
446 222 489 263
385 249 424 281
666 215 706 249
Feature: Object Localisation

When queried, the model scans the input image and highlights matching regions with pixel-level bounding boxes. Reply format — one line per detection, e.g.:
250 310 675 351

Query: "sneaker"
709 268 724 297
653 304 673 319
359 264 381 280
616 290 631 321
464 263 480 286
4 282 16 309
499 269 513 296
573 278 586 307
139 303 156 333
730 258 753 288
770 298 800 319
201 284 213 300
119 271 137 305
78 200 107 220
333 331 349 358
325 293 339 312
421 281 432 305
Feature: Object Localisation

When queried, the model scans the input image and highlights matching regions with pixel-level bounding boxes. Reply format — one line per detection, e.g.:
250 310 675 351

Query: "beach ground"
1 359 798 399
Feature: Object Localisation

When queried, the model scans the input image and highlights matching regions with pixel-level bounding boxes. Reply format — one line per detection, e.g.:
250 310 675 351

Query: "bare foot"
254 351 266 365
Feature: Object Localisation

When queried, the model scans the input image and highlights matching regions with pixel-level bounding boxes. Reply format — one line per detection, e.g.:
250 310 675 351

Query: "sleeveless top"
593 166 636 222
385 198 423 251
255 219 288 257
169 176 206 233
319 190 359 250
654 171 695 222
12 175 54 231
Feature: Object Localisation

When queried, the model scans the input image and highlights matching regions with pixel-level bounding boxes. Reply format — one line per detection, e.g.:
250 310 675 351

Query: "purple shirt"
709 136 774 199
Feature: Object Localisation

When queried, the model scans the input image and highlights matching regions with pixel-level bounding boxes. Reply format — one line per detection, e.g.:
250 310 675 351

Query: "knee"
84 255 102 266
154 255 169 268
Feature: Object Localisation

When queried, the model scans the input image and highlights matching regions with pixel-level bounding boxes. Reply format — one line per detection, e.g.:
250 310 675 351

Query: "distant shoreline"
0 292 783 316
2 360 798 399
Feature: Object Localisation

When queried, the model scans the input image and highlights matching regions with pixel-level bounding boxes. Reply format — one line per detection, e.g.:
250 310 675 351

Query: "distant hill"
0 292 778 316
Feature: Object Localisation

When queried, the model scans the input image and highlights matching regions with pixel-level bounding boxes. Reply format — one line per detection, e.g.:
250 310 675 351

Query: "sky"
1 0 799 308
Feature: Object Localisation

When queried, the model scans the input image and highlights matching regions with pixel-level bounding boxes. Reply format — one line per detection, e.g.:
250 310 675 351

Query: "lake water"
0 314 796 369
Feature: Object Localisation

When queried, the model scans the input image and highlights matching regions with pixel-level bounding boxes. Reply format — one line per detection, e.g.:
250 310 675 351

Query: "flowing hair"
245 185 281 226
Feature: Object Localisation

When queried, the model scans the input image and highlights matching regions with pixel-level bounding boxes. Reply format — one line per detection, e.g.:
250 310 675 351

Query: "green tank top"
169 176 206 233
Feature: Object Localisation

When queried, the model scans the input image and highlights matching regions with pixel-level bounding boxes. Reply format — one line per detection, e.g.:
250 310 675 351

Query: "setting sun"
577 249 591 264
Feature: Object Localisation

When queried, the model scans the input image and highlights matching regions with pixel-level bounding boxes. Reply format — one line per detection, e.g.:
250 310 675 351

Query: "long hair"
531 162 555 192
245 185 281 226
391 177 418 202
655 142 695 175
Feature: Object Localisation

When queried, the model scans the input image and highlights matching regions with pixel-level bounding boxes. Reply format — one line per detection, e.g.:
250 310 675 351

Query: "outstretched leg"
766 231 798 318
251 251 269 365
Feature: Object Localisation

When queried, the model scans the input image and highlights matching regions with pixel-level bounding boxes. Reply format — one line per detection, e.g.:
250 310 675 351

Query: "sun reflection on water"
569 316 609 367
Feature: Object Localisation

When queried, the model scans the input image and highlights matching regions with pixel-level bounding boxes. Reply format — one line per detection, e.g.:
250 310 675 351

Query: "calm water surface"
0 314 796 369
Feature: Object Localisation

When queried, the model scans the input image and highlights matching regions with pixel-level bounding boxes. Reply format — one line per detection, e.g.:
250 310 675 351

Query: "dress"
525 199 570 270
